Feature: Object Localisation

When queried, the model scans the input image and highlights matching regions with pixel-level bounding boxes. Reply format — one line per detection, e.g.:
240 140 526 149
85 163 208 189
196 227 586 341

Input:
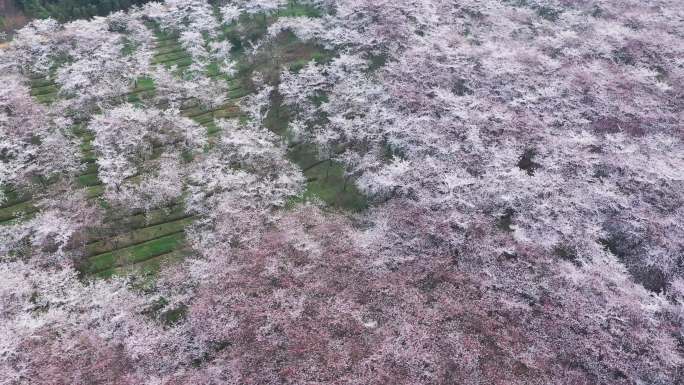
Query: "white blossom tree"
89 104 206 210
0 75 81 199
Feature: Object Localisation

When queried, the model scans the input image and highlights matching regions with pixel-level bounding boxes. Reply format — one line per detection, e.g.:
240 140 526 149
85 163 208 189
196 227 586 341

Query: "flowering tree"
104 153 186 214
239 75 274 124
185 119 303 250
89 104 206 211
235 0 288 15
0 75 81 199
0 259 200 383
143 0 226 77
3 14 154 116
0 186 103 263
149 65 227 109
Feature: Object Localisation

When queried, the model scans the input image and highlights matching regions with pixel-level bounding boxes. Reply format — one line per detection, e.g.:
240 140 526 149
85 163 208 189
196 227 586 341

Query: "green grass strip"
152 52 192 64
109 203 187 229
85 203 187 244
77 162 99 176
206 122 221 136
77 172 101 187
0 211 38 227
80 142 94 152
86 185 105 198
30 84 60 96
229 88 249 99
0 189 32 209
189 111 214 123
85 216 194 257
214 107 242 119
35 93 58 104
156 56 194 68
30 78 55 88
154 38 181 47
154 45 184 55
94 248 189 279
0 200 38 221
84 231 186 274
182 103 240 119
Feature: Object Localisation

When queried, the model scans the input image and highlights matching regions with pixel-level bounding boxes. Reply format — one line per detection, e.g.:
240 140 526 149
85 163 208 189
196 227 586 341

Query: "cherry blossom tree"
0 74 81 199
0 259 200 384
89 104 206 211
104 153 186 214
240 86 274 125
1 18 62 74
185 118 303 250
235 0 288 15
0 187 98 262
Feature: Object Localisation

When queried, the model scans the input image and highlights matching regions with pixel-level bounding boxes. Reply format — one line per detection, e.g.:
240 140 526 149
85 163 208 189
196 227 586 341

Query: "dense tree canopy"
0 0 683 384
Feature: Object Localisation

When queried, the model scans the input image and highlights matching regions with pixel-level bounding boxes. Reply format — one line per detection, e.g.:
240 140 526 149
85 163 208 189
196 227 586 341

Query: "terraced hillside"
2 1 365 279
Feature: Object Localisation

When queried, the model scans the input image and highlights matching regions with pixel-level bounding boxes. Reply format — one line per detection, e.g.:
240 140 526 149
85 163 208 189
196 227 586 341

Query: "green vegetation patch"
287 142 368 212
82 231 186 275
0 199 38 222
264 86 367 212
93 249 184 278
85 216 194 257
0 188 32 209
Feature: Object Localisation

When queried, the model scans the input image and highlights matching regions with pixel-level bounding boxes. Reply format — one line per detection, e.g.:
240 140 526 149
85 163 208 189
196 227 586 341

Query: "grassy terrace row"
85 216 194 257
0 200 37 222
86 203 187 243
94 248 189 279
0 188 32 209
83 231 187 275
32 81 157 105
30 76 57 88
30 84 60 96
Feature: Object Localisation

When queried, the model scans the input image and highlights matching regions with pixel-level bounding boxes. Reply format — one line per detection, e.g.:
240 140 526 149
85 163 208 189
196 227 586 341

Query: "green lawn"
85 216 194 257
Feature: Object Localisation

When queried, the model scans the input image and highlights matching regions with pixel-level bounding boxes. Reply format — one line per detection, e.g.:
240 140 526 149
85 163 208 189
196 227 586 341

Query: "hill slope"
1 1 683 384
